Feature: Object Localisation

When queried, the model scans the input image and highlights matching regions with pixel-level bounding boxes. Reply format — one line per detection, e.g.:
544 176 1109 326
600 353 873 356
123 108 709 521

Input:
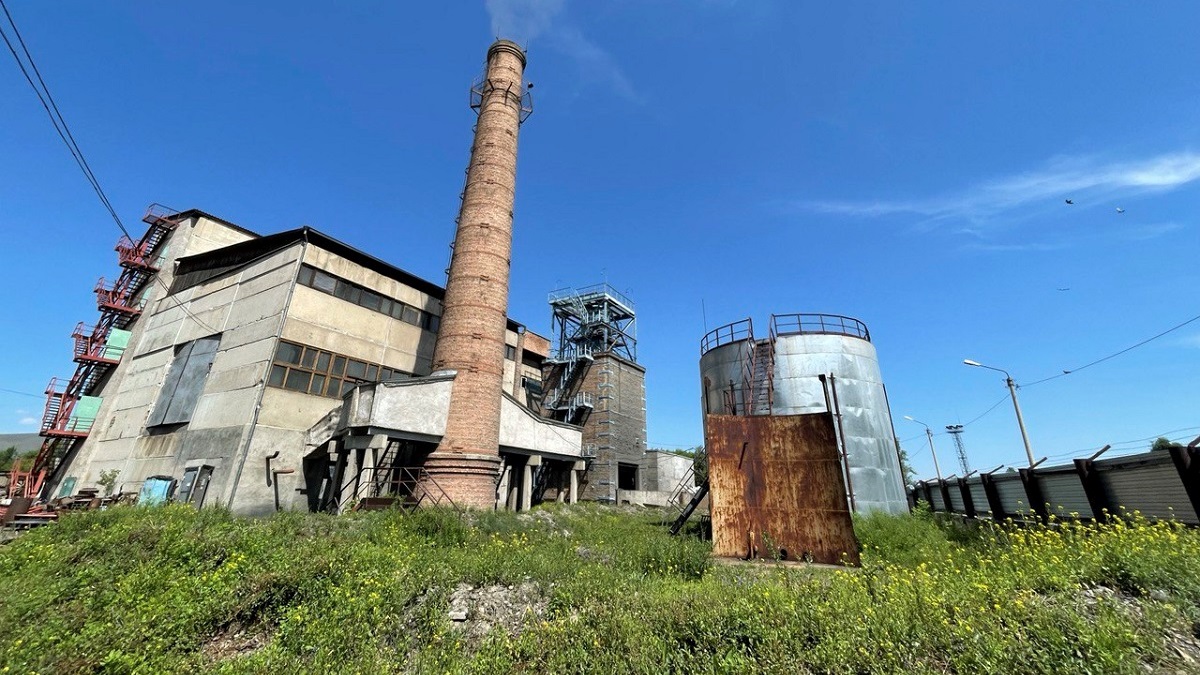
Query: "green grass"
0 503 1197 673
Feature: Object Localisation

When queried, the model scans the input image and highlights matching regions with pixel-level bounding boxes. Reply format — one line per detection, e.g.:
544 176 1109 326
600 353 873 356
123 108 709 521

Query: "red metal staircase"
30 205 184 481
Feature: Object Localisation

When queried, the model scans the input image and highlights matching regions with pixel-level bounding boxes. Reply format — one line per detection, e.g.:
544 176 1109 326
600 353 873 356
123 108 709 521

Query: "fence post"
1018 460 1049 523
1073 445 1112 523
938 479 954 515
958 476 976 519
1168 444 1200 523
979 467 1006 522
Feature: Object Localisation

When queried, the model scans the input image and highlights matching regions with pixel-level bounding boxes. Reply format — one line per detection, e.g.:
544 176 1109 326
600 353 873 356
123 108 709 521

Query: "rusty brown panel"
705 413 860 566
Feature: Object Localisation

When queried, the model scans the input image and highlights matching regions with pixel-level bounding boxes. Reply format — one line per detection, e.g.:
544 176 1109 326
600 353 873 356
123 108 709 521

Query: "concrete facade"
49 214 557 515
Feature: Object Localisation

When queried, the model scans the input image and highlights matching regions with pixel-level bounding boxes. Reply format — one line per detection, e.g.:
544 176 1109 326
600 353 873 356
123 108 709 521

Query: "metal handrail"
548 283 636 312
334 465 461 514
701 318 754 355
771 313 870 342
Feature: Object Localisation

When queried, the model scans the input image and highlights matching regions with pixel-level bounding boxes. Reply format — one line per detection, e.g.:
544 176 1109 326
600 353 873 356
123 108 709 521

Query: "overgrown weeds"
0 503 1196 673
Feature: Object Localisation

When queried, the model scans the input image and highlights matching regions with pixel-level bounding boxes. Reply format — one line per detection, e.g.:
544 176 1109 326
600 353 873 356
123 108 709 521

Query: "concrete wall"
51 214 258 498
55 228 293 508
642 450 693 493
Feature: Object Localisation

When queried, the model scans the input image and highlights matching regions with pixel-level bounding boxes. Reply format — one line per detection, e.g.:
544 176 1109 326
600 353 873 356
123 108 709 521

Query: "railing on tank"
700 318 755 355
771 313 871 342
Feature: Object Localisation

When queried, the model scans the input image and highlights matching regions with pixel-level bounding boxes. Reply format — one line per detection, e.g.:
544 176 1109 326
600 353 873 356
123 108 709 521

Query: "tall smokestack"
423 40 529 509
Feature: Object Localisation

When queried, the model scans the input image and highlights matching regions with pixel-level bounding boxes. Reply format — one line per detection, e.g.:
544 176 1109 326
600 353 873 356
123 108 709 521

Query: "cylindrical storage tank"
699 313 909 515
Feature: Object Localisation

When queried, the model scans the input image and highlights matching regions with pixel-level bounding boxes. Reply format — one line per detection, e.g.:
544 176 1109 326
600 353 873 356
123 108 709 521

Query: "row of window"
267 340 411 398
297 264 441 333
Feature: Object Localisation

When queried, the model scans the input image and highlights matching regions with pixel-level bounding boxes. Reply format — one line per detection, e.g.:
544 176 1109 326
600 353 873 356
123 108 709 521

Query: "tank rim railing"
771 313 871 342
701 318 755 355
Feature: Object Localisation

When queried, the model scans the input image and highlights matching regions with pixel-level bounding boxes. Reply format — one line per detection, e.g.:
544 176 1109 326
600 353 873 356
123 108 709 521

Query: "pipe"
828 375 856 512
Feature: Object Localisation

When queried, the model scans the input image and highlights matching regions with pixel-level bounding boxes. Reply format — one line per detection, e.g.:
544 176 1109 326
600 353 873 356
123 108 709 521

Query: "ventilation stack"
423 40 530 509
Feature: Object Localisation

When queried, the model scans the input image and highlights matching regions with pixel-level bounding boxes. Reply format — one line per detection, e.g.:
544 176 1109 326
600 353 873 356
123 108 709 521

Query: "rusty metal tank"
700 313 909 514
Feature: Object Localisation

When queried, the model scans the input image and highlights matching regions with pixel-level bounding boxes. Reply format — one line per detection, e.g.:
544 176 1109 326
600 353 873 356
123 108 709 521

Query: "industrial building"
30 40 608 515
540 284 649 502
33 206 588 514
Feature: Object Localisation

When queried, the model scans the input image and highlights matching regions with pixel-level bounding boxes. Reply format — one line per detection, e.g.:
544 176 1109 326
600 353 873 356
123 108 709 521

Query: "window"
148 335 221 427
276 341 302 365
360 290 383 312
312 269 336 293
505 344 517 360
296 264 442 334
401 305 420 326
266 339 411 399
618 463 639 491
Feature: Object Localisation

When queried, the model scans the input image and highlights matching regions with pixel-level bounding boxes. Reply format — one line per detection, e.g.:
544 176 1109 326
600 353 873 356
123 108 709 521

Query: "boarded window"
147 335 221 427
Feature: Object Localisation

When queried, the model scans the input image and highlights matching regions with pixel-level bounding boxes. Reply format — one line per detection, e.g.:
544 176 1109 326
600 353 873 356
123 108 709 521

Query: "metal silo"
700 313 908 514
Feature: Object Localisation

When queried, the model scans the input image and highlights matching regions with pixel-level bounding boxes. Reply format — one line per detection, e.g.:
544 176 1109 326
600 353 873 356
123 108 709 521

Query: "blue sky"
1 1 1197 478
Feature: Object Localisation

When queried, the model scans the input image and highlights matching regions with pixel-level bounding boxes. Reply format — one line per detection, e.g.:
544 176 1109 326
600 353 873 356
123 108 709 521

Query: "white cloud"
484 0 639 102
485 0 564 42
17 417 35 426
1177 333 1200 349
805 152 1200 225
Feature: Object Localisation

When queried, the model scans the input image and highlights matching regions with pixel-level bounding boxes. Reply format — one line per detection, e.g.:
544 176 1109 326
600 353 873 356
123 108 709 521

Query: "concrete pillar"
520 455 541 511
422 40 528 510
521 464 533 512
354 434 388 500
570 460 585 504
496 462 511 510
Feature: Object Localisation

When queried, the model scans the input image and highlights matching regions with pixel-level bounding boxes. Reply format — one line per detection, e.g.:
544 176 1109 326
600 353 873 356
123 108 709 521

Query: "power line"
0 387 42 399
1043 425 1200 460
1023 311 1200 388
0 0 131 240
1 3 218 335
961 394 1009 427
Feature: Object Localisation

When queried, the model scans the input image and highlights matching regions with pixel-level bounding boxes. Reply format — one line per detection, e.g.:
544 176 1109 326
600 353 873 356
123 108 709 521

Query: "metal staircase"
749 339 775 415
31 205 184 480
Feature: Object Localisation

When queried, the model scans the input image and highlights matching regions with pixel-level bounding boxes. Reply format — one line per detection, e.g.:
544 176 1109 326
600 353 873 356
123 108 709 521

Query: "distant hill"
0 433 41 453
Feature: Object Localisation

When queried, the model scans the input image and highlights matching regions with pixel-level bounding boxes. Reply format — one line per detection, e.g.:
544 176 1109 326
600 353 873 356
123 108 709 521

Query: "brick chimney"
423 40 529 509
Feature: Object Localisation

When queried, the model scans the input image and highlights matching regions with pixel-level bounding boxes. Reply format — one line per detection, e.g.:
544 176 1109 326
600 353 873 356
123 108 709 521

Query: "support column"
520 455 541 511
521 465 533 512
496 462 511 511
354 435 388 501
570 460 584 504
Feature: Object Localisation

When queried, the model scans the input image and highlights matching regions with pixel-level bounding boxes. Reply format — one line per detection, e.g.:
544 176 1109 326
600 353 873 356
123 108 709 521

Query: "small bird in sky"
1056 287 1071 291
1065 199 1074 205
1116 207 1125 214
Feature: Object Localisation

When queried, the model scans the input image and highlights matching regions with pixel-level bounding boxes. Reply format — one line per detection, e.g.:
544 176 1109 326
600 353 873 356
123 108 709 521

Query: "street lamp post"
963 359 1036 467
903 415 942 481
